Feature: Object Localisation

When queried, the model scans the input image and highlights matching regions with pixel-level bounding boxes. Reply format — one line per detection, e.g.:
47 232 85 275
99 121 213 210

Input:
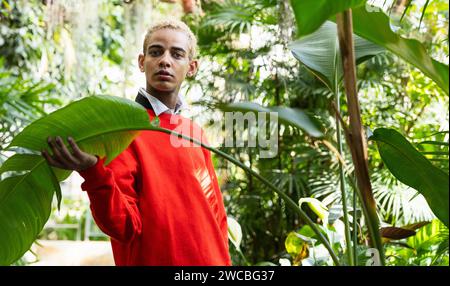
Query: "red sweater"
78 109 231 266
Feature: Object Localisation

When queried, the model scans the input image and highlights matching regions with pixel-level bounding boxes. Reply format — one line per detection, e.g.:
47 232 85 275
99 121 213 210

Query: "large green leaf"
0 95 153 265
218 101 323 138
0 154 46 176
350 6 449 95
0 153 73 209
290 0 365 38
0 153 70 181
0 158 59 266
370 128 449 227
7 95 152 163
0 154 63 210
0 95 345 265
289 21 384 92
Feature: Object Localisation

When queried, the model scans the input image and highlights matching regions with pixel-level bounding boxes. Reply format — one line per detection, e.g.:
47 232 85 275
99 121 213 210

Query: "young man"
41 20 231 266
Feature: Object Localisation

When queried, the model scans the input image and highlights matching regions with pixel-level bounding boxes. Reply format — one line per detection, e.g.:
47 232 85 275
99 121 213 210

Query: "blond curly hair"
143 20 198 60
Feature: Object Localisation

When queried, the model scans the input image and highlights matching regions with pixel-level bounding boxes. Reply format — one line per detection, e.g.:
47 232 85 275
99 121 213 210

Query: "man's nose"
158 51 171 68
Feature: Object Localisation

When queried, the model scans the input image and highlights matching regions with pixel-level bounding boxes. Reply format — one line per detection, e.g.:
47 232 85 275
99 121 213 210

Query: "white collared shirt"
139 87 188 116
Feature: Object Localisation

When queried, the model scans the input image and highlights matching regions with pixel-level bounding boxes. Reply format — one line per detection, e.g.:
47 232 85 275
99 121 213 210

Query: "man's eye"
149 50 161 56
172 52 184 59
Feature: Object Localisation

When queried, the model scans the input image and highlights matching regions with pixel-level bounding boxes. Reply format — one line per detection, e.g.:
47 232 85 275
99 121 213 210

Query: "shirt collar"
139 87 188 116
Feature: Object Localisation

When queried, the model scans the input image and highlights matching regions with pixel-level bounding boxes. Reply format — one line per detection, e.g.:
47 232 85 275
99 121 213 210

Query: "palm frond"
372 168 435 225
0 66 60 157
201 0 254 34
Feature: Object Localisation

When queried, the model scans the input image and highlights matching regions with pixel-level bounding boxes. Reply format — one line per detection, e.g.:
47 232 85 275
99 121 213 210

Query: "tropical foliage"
0 0 448 266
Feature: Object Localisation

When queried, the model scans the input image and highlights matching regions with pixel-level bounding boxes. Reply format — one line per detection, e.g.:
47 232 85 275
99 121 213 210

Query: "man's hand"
41 136 98 172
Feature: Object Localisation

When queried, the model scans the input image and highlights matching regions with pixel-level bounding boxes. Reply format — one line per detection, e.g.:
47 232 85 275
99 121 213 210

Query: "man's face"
138 29 197 93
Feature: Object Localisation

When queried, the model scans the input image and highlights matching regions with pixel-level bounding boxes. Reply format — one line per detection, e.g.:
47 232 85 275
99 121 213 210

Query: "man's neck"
146 85 179 109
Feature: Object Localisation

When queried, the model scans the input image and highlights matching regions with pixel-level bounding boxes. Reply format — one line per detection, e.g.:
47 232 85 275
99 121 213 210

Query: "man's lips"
155 71 173 81
155 70 173 77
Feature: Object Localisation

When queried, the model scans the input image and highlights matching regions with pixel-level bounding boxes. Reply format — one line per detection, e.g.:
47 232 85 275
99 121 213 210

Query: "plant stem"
147 126 341 266
334 81 354 266
336 10 384 264
353 183 358 265
237 248 250 266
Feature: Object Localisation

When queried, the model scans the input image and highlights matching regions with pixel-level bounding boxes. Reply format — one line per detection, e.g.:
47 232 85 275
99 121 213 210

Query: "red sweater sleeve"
78 146 142 243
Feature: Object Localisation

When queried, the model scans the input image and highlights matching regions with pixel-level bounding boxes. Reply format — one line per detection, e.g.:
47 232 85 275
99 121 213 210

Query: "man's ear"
138 54 145 72
187 60 198 77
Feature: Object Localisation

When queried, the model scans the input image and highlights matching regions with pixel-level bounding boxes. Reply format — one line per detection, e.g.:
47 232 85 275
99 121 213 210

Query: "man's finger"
68 137 85 159
48 137 75 168
56 136 80 165
41 149 65 169
47 136 64 161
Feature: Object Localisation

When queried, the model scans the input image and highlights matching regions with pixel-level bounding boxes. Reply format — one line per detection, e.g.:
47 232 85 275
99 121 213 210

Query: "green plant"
0 59 61 164
290 0 366 38
0 94 342 265
291 0 449 94
385 219 449 265
289 21 385 93
285 197 350 265
0 95 149 265
289 18 385 265
217 101 323 138
289 0 449 266
370 128 449 227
